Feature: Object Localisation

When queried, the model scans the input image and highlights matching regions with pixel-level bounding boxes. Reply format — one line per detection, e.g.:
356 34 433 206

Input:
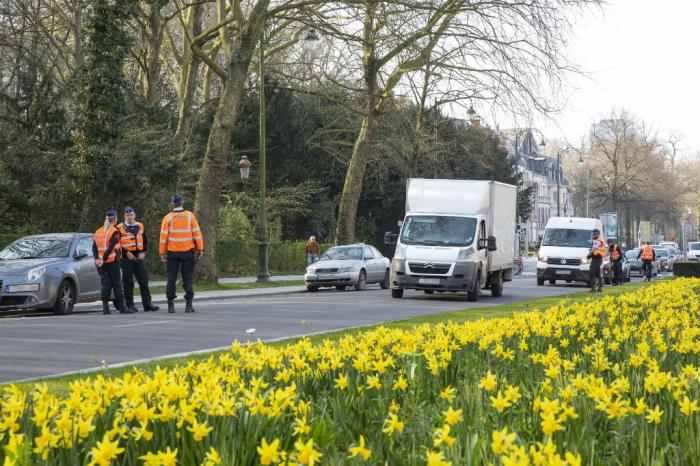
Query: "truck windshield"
400 216 476 247
541 228 592 248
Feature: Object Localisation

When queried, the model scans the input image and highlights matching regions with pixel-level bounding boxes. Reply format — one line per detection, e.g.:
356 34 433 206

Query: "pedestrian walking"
305 235 320 265
608 238 623 285
638 241 656 281
93 209 132 314
588 229 607 292
159 194 204 313
116 206 159 312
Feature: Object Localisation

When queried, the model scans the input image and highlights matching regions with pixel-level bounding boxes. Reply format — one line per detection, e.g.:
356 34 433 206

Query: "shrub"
673 261 700 277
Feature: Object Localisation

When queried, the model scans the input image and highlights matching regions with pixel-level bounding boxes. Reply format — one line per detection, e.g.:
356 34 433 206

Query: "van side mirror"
487 236 497 251
384 231 398 245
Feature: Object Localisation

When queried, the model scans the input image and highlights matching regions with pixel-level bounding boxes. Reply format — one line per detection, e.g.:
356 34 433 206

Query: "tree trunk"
175 4 203 140
193 47 253 282
409 70 430 178
143 2 163 108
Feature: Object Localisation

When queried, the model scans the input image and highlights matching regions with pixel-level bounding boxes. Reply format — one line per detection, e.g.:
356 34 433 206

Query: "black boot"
167 300 175 313
185 299 195 313
145 303 159 312
127 304 139 313
118 298 134 314
102 301 111 315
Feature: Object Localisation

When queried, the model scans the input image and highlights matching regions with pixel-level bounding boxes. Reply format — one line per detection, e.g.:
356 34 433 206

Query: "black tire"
549 279 556 285
424 290 435 295
491 272 504 298
537 277 545 286
467 272 480 301
335 285 346 291
354 270 367 291
53 280 75 315
391 288 403 299
306 285 319 292
380 270 390 289
565 279 572 283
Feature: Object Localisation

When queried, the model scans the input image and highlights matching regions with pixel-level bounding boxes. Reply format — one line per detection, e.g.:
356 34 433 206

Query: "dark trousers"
642 259 653 279
166 250 195 301
612 260 623 284
589 257 603 291
122 257 153 307
99 261 124 302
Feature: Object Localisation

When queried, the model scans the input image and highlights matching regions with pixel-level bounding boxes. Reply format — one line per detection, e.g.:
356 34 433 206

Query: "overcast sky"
498 0 700 158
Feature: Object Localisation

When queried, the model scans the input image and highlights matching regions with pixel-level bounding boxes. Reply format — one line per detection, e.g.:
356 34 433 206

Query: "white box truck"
389 179 516 301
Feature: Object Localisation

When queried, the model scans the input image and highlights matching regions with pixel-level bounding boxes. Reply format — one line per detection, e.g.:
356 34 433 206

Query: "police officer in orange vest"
637 241 656 281
116 206 159 312
159 194 204 313
608 238 624 285
588 229 607 292
92 209 133 314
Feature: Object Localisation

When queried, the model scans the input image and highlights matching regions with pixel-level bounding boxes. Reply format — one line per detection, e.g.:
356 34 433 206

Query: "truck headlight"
26 266 46 282
538 254 548 263
457 247 474 261
580 257 590 265
393 244 407 260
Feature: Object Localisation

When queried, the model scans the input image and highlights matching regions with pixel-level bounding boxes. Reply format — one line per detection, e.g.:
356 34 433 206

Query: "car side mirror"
384 231 398 245
74 251 88 260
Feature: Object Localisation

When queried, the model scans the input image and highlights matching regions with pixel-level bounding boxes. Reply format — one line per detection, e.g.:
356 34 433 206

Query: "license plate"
6 284 40 292
419 278 441 285
555 270 571 275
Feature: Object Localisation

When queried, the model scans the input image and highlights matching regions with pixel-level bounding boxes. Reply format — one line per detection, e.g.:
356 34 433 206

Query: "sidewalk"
148 274 304 287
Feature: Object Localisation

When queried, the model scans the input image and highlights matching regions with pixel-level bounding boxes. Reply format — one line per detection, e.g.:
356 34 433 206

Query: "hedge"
673 261 700 278
0 234 331 278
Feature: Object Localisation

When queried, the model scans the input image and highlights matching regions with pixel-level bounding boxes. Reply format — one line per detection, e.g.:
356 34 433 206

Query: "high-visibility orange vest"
159 209 204 254
94 225 121 263
116 222 144 252
592 237 607 258
641 245 654 260
610 244 621 261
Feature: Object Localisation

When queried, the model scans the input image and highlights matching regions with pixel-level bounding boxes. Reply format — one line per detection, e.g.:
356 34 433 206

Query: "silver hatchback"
305 244 390 291
0 234 102 314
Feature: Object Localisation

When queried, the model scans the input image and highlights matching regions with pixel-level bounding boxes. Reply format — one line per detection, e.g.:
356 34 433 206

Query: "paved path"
0 275 630 383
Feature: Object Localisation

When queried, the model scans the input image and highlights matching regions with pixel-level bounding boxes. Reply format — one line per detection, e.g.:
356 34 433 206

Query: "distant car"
0 234 101 314
653 247 672 272
688 242 700 261
665 245 681 263
305 244 390 292
625 249 659 277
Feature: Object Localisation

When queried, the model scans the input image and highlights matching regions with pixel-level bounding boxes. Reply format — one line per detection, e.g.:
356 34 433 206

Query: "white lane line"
112 320 178 328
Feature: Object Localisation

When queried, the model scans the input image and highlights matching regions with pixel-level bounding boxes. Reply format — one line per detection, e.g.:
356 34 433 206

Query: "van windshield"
690 243 700 251
541 228 592 248
400 216 477 247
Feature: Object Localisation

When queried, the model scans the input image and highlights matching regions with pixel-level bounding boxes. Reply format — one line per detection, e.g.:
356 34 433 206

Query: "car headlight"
306 267 315 274
26 266 46 282
538 254 548 263
393 243 407 260
337 267 354 273
457 246 475 261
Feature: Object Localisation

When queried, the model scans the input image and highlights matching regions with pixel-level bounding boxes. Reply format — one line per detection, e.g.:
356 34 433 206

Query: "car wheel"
391 288 403 299
380 270 390 289
335 285 346 291
537 277 544 286
424 290 435 295
490 272 503 298
354 270 367 291
306 285 319 292
53 280 75 315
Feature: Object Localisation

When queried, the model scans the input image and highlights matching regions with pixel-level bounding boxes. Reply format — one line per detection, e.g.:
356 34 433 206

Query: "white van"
536 217 610 286
688 242 700 261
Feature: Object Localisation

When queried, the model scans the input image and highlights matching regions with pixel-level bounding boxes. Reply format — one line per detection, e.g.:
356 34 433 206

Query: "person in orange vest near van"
159 194 204 313
116 206 159 313
587 229 607 292
637 241 656 281
608 238 624 285
92 209 132 315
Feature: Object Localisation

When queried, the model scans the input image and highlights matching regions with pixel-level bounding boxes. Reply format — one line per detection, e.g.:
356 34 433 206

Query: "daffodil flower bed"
2 279 700 465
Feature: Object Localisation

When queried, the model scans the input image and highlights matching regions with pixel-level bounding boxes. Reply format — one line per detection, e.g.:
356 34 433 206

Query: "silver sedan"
305 244 390 292
0 234 102 314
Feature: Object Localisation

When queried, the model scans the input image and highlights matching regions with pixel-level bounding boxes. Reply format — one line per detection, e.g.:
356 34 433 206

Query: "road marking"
112 320 178 328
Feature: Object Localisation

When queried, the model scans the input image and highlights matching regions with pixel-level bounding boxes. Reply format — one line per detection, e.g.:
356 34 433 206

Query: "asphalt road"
0 275 631 383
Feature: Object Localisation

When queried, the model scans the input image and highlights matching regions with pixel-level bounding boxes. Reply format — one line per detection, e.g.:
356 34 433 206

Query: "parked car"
305 244 390 292
625 249 659 277
687 242 700 261
0 233 100 314
654 247 672 272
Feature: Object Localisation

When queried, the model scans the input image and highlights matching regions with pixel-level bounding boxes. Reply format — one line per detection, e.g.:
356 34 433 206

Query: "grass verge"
147 279 305 295
5 280 653 396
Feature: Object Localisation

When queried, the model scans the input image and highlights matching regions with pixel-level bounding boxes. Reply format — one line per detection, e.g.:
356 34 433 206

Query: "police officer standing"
93 210 133 314
638 241 656 281
588 229 607 292
116 206 159 312
608 238 624 285
159 194 204 313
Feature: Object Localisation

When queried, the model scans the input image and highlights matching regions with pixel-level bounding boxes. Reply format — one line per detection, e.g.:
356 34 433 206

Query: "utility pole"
257 30 269 282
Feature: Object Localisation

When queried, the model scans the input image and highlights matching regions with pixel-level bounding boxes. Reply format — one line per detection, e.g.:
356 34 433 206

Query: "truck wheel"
53 280 75 315
537 277 545 286
490 272 503 297
391 288 403 299
380 270 390 289
467 272 480 302
335 285 346 291
424 290 434 295
549 279 556 285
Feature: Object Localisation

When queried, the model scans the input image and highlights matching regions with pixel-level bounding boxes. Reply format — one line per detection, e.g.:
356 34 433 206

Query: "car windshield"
541 228 592 248
400 216 476 247
320 246 363 261
0 237 71 260
654 248 669 257
625 250 639 259
690 243 700 251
